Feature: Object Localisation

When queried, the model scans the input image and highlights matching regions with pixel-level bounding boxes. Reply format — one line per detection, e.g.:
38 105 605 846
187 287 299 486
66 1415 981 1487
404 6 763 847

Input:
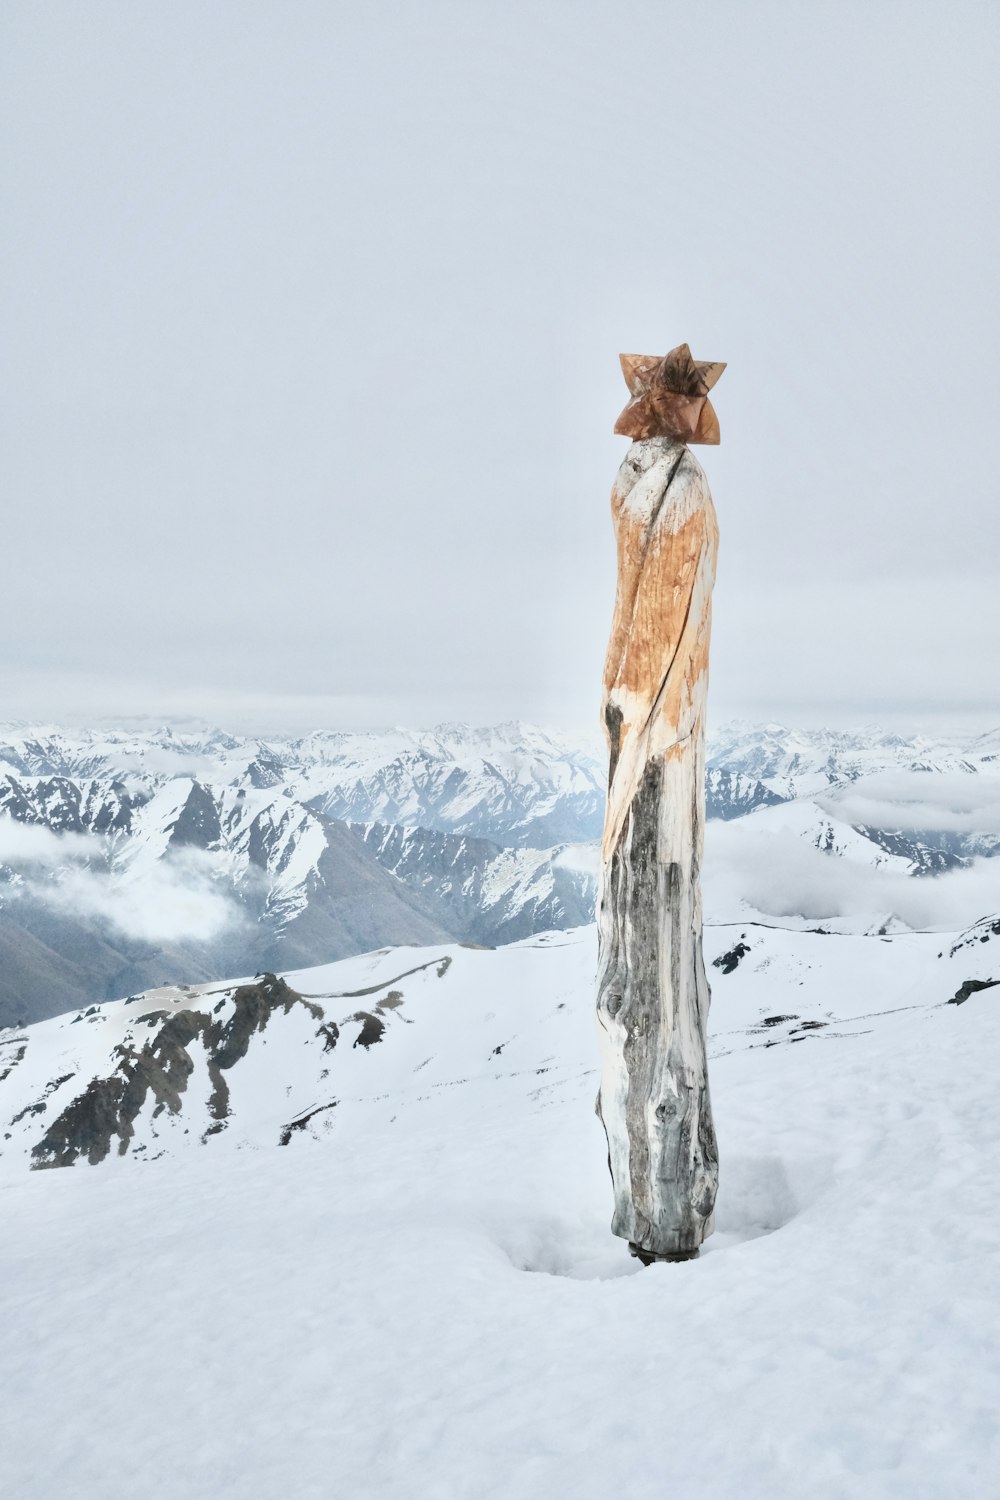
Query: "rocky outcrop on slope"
31 974 320 1167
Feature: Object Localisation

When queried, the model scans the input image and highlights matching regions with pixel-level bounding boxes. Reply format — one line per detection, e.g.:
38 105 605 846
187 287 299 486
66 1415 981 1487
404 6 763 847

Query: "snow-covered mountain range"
1 719 999 1025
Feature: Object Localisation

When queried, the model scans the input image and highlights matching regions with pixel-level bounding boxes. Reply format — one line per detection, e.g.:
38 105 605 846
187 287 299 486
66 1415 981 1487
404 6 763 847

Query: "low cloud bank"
0 818 246 946
705 821 1000 931
816 769 1000 835
4 787 1000 960
0 818 97 868
22 856 246 946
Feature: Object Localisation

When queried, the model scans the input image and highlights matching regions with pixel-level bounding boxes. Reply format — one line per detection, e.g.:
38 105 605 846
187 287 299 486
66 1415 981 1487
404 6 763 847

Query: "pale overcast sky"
2 1 998 734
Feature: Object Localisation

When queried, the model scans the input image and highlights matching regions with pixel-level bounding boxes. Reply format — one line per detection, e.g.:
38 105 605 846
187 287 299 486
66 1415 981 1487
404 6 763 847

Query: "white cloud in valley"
705 822 1000 933
0 819 245 946
0 818 97 869
816 770 1000 836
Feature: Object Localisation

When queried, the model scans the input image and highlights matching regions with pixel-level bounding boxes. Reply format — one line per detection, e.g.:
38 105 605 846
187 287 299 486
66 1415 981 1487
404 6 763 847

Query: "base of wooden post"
628 1242 700 1266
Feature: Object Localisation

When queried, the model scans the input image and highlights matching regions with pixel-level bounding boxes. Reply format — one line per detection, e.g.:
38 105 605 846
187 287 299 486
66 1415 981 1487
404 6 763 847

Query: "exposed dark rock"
168 782 222 849
0 773 142 837
350 1012 385 1050
211 974 297 1070
0 1044 27 1082
246 748 285 790
705 768 783 821
316 1022 340 1052
278 1100 337 1146
32 1076 129 1167
949 920 1000 957
856 824 969 874
948 978 1000 1006
30 974 323 1167
10 1099 47 1125
712 941 751 975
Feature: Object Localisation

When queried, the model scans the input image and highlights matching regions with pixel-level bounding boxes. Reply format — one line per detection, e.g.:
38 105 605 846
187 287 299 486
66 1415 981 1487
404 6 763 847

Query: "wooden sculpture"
596 343 724 1263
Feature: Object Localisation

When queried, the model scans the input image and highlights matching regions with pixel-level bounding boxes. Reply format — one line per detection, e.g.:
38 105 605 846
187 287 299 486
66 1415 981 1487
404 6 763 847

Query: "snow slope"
1 918 999 1496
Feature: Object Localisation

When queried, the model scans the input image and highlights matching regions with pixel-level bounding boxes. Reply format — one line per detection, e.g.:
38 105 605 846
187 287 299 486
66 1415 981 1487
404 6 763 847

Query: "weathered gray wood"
596 436 719 1259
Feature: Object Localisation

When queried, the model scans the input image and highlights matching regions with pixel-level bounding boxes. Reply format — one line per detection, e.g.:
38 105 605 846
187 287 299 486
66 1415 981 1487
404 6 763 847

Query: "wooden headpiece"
614 343 726 444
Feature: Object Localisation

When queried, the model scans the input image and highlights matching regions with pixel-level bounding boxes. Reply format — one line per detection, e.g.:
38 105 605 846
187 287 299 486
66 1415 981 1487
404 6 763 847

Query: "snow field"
1 923 999 1496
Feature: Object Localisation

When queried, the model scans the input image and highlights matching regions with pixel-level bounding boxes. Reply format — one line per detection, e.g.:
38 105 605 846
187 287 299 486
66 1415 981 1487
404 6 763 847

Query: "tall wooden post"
595 344 725 1262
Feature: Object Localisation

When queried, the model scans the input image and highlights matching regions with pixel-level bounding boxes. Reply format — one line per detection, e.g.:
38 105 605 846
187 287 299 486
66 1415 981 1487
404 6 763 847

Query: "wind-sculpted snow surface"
1 918 999 1497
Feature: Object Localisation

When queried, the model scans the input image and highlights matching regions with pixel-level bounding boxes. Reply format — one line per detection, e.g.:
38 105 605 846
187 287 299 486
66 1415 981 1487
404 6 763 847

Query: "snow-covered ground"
2 918 999 1496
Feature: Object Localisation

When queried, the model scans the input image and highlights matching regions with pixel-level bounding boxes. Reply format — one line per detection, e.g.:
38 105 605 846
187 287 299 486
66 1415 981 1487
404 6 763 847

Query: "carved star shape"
614 343 726 444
